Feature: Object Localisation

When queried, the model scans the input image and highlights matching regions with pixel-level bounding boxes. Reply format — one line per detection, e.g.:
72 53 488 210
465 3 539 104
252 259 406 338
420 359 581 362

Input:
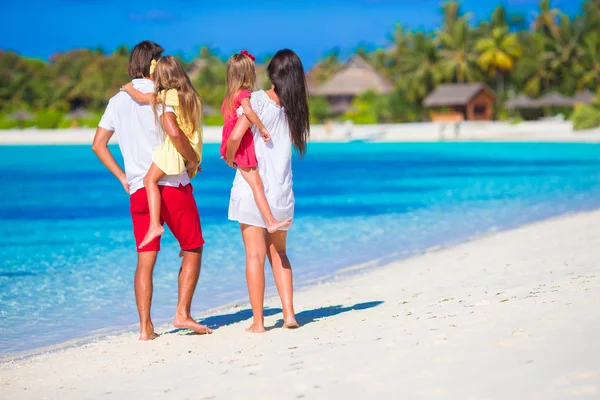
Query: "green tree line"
2 0 600 128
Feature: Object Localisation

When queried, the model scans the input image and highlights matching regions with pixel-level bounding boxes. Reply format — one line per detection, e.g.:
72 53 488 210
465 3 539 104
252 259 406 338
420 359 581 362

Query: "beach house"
310 55 393 115
423 83 496 122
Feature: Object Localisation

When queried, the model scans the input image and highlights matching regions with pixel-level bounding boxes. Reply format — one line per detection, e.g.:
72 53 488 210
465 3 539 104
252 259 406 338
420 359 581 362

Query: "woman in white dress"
225 49 310 333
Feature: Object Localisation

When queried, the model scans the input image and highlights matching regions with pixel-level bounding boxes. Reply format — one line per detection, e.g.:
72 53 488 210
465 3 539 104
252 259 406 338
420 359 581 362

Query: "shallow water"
1 142 600 355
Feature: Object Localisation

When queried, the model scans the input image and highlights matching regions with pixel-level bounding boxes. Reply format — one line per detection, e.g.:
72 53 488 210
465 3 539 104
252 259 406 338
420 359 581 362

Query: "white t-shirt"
98 78 190 194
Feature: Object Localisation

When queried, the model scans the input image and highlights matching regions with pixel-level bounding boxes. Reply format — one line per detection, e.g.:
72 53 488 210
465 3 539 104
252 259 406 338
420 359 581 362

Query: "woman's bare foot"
266 218 292 234
139 225 165 249
139 322 159 341
173 317 212 335
283 319 300 329
245 323 266 333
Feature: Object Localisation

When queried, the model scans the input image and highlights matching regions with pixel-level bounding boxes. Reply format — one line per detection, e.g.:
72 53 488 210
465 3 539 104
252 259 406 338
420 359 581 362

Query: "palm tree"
545 14 584 94
398 32 441 102
476 27 522 95
440 1 463 35
533 0 560 35
517 33 555 97
578 33 600 89
437 17 479 83
387 23 411 81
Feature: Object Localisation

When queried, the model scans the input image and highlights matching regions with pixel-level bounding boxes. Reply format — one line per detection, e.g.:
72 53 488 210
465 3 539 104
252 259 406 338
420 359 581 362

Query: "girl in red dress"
220 50 292 233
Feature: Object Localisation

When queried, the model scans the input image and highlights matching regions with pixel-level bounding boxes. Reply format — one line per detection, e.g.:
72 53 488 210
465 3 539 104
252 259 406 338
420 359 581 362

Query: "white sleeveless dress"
228 90 295 229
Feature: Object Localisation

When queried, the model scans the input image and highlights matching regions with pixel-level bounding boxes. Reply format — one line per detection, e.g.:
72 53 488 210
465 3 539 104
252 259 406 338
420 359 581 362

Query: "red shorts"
130 184 204 252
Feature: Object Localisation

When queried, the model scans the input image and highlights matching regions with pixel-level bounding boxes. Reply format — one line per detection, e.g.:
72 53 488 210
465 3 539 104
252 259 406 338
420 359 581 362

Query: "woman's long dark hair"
267 49 310 156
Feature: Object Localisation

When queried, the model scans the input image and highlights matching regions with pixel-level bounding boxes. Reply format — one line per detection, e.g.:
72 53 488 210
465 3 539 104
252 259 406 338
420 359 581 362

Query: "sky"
1 0 586 68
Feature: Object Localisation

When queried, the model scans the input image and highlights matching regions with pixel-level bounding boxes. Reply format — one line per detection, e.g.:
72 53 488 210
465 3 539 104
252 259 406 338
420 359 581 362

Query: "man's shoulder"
108 91 131 105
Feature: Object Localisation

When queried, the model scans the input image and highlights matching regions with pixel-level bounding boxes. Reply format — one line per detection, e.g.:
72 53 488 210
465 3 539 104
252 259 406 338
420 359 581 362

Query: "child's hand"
186 160 200 177
120 82 133 92
260 128 271 142
221 156 237 169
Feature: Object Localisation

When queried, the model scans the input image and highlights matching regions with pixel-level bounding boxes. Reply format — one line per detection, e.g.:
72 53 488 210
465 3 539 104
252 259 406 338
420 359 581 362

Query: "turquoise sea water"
1 142 600 355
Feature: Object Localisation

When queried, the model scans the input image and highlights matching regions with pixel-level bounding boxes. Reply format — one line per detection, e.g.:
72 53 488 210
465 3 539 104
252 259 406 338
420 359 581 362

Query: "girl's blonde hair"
223 53 257 117
152 55 202 135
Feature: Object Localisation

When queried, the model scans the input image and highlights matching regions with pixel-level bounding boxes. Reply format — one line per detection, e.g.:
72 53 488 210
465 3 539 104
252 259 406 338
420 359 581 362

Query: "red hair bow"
240 50 255 61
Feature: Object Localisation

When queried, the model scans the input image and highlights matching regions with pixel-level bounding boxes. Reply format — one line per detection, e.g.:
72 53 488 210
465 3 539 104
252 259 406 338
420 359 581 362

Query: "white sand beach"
1 211 599 399
2 121 600 144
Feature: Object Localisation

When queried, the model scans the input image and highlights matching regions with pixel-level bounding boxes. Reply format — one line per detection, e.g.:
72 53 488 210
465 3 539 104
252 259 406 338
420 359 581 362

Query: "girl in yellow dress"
121 56 202 248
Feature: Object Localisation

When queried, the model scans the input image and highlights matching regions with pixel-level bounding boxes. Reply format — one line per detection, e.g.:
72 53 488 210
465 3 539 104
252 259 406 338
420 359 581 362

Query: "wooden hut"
311 55 393 115
423 83 496 121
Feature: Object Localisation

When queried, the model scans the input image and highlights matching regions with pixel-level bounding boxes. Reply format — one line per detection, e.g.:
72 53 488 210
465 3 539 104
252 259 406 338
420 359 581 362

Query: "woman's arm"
226 114 252 164
240 98 270 141
121 82 154 104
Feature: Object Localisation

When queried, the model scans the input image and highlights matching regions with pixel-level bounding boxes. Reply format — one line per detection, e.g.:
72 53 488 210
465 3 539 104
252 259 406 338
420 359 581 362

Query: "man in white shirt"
92 41 211 340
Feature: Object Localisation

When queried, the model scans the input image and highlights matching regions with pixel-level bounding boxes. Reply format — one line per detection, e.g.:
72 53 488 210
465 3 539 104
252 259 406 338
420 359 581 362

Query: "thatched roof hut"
538 92 574 107
67 107 92 120
187 58 208 80
573 89 595 104
7 110 34 121
505 94 540 109
202 104 218 116
311 55 393 96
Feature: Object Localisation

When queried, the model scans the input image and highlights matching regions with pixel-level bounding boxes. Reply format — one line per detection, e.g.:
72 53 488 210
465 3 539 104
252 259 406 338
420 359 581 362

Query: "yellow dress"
152 89 202 178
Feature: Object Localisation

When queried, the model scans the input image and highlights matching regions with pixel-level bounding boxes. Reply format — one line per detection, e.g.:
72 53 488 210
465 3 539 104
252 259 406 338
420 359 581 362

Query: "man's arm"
226 114 251 163
92 127 129 193
161 112 199 163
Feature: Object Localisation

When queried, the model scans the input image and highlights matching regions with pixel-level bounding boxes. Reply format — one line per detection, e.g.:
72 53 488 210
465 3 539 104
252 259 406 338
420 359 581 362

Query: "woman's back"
228 90 294 227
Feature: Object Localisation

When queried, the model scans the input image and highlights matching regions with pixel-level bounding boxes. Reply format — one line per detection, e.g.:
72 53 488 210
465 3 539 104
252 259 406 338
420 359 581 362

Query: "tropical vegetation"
1 0 600 128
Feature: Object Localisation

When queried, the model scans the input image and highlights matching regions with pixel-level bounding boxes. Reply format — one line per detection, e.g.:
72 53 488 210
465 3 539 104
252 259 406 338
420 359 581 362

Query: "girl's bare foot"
245 322 266 333
139 225 165 249
266 218 292 234
173 317 212 335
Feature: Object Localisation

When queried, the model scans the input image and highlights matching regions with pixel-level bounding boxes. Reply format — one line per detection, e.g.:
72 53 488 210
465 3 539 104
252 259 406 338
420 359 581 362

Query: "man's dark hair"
128 41 164 79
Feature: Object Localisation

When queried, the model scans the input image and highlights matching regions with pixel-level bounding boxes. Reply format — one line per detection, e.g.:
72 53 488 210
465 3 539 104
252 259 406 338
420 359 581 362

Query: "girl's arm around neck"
121 82 154 104
240 98 270 141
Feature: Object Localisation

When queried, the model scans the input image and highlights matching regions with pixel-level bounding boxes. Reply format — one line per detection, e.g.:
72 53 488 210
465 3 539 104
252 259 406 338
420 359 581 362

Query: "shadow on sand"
165 301 384 335
269 301 384 329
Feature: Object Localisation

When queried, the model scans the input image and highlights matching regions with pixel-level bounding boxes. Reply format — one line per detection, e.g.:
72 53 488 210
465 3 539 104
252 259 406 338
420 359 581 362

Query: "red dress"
220 90 258 168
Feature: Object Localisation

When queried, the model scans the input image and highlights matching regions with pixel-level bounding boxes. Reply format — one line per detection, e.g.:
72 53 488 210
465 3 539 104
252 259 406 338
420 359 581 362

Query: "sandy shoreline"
2 122 600 144
2 211 600 399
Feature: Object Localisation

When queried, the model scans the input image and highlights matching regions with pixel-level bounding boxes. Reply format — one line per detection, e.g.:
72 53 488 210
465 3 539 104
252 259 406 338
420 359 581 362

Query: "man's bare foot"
139 225 165 249
283 319 300 329
266 218 292 234
245 323 266 333
139 322 159 341
173 317 212 335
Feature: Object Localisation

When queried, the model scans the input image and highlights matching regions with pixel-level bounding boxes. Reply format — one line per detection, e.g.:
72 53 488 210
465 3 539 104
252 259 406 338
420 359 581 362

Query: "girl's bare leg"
266 230 298 328
240 223 268 333
239 167 292 233
139 163 166 249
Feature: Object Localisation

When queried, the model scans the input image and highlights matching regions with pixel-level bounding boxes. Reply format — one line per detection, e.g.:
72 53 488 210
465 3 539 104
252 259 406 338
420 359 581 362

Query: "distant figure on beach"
92 41 211 340
225 49 310 333
220 50 292 234
121 56 203 249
